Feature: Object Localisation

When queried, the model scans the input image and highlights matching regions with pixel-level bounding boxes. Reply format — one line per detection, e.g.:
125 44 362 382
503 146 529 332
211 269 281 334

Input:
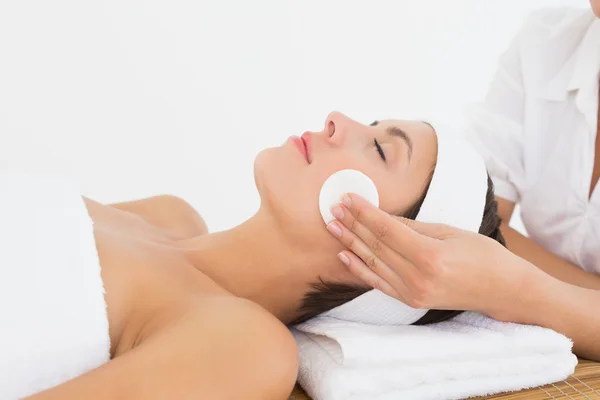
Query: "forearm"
501 224 600 290
510 272 600 360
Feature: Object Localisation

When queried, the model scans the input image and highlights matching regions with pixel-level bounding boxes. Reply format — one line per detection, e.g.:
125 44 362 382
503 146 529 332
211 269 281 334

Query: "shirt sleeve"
466 16 529 204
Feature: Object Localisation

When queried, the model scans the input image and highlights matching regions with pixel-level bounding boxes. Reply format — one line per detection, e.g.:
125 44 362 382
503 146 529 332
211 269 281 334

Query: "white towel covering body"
0 173 110 399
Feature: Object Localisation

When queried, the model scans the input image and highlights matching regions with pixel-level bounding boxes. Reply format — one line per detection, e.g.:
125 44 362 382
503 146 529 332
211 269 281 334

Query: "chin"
253 146 286 198
253 147 287 209
252 148 322 240
253 148 270 195
592 1 600 17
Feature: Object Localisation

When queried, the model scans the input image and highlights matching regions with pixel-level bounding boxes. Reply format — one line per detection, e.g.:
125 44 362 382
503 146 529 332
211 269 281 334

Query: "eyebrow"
370 120 413 160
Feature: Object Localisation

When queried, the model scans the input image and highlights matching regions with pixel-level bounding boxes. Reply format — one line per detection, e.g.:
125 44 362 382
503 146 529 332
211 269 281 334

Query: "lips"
290 133 311 163
301 131 312 163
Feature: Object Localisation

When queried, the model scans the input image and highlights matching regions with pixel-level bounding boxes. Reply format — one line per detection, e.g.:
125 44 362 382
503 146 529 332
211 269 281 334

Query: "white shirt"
467 7 600 273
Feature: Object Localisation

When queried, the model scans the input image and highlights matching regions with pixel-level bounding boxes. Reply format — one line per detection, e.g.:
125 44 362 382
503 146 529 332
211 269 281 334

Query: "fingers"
335 193 432 262
338 250 406 301
330 204 407 267
396 216 460 240
327 218 412 295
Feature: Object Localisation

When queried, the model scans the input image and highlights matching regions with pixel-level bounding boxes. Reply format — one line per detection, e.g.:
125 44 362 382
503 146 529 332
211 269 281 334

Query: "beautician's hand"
326 194 548 320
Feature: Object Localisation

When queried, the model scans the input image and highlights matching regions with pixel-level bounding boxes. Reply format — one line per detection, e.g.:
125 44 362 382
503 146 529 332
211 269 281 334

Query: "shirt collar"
543 13 600 102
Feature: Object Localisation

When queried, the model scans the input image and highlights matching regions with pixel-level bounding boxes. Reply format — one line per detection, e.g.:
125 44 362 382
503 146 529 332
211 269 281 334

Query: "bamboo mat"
290 359 600 400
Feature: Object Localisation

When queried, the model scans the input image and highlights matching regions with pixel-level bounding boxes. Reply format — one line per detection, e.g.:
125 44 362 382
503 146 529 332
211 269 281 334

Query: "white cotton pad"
319 169 379 224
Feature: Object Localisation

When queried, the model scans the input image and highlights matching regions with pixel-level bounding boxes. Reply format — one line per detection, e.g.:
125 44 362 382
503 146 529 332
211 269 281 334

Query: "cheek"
374 175 421 217
314 154 397 213
311 147 417 217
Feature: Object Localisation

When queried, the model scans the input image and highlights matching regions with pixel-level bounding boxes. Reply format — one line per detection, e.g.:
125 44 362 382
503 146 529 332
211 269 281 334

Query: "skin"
25 112 437 400
591 0 600 18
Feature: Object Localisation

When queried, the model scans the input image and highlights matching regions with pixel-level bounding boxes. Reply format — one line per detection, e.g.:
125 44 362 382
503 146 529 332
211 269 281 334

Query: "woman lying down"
3 111 504 400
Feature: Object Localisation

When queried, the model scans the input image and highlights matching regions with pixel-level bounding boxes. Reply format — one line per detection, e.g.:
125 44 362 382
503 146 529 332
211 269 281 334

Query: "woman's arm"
497 197 600 290
516 274 600 360
328 194 600 360
25 299 298 400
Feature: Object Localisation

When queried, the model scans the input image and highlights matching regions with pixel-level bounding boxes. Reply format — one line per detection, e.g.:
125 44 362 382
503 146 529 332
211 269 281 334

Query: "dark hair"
290 174 506 326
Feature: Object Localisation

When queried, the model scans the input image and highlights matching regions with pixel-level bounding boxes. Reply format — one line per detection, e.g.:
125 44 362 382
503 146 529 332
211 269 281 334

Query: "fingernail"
342 194 351 207
331 204 344 220
326 221 342 238
338 252 350 265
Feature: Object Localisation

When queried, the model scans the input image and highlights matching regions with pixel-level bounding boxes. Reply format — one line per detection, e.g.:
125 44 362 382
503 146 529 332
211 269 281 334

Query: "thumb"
395 217 460 240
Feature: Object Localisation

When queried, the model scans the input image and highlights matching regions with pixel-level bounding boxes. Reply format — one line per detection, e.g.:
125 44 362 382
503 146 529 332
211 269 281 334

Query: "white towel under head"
322 117 489 325
293 312 577 400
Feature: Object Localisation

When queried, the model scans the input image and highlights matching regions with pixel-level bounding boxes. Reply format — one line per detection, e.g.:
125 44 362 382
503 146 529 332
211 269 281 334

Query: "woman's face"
592 0 600 18
254 111 437 253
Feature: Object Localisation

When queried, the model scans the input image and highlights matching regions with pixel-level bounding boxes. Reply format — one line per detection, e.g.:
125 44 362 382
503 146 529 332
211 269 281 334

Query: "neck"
179 208 324 324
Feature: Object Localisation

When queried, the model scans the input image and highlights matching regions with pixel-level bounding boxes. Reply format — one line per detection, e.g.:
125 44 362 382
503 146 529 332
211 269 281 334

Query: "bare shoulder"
28 296 298 400
184 295 299 371
142 296 299 398
111 195 208 238
171 296 299 399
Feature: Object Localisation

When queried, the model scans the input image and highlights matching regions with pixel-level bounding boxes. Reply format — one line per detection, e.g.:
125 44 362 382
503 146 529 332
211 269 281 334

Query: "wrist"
486 261 556 324
509 267 563 325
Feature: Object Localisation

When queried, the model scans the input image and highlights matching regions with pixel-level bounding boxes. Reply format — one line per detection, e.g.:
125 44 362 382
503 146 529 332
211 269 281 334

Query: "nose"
324 111 368 146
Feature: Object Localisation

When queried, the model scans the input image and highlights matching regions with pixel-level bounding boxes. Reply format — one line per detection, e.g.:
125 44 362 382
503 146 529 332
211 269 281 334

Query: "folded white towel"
0 173 110 399
292 312 577 400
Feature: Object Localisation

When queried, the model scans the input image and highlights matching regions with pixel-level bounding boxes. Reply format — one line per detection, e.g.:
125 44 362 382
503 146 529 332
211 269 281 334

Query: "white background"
0 0 589 232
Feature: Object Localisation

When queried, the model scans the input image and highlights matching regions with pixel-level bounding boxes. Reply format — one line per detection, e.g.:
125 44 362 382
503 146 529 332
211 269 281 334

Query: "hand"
326 193 546 320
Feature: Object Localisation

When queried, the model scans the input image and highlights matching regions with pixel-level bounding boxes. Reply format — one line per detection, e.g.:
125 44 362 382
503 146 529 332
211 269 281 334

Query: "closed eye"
374 139 386 162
